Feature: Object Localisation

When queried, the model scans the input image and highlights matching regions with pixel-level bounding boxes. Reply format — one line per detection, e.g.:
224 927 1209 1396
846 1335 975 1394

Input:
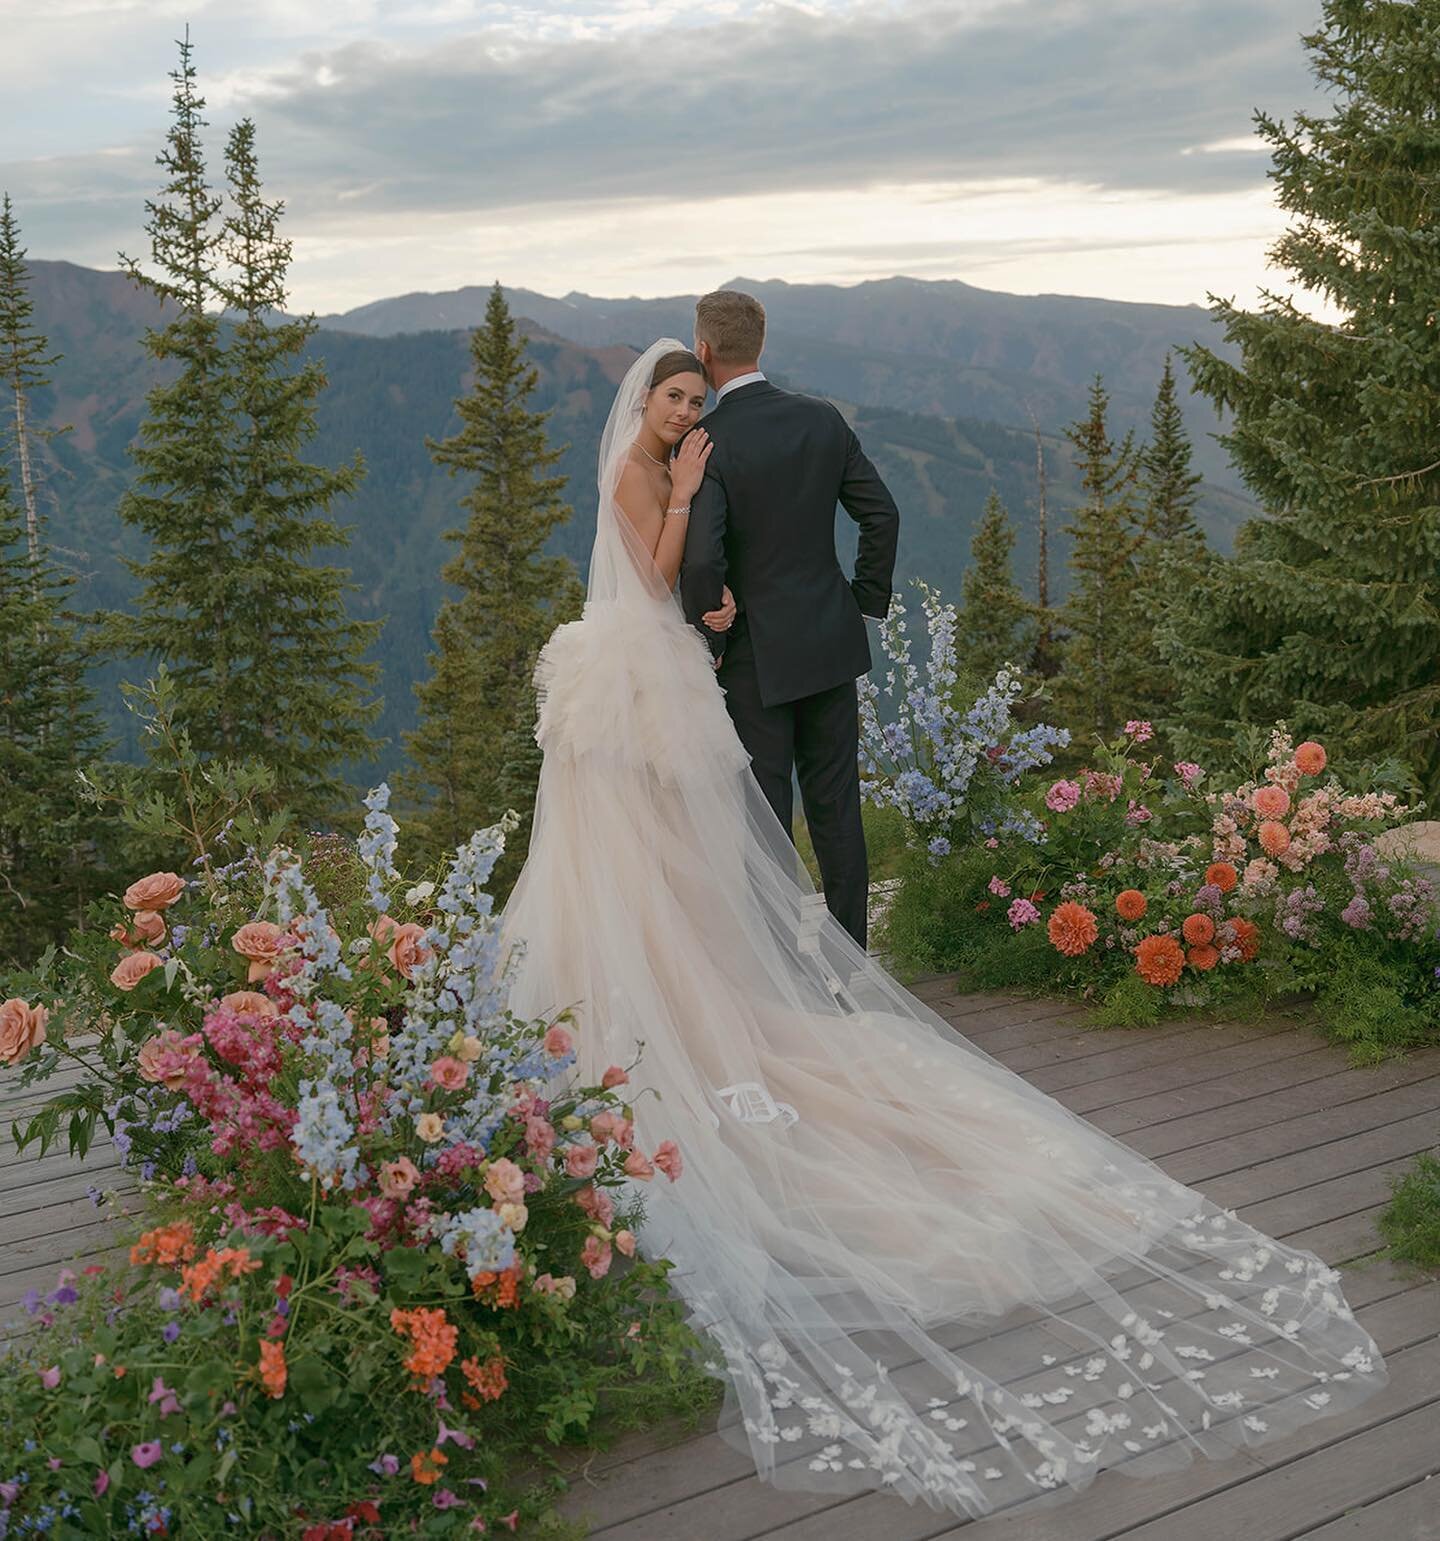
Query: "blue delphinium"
358 783 400 913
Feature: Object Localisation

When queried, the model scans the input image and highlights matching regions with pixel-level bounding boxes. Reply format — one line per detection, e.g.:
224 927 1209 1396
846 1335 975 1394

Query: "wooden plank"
1237 1158 1417 1240
1110 1404 1440 1541
1284 1479 1440 1541
1049 1035 1325 1113
1020 1022 1307 1094
989 1017 1276 1077
579 1289 1439 1541
0 1166 135 1221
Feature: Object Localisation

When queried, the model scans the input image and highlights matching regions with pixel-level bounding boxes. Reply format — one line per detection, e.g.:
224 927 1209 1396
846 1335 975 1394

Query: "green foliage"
956 489 1033 681
1170 0 1440 800
1378 1151 1440 1270
1052 377 1145 740
403 283 584 885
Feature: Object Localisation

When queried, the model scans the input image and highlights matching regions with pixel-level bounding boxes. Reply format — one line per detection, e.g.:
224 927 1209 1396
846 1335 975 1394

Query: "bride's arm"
614 433 712 590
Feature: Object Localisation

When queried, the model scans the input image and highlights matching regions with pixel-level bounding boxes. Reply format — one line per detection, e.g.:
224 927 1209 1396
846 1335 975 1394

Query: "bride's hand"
669 428 712 504
702 585 737 633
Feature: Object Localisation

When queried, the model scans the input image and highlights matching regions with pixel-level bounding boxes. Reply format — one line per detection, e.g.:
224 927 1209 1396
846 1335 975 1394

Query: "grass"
1378 1151 1440 1270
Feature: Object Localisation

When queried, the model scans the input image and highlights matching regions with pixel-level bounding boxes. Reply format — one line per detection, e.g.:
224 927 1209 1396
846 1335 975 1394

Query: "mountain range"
17 260 1257 778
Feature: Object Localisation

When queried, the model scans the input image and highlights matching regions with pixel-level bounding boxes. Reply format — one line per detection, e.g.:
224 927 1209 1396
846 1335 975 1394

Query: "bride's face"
645 372 708 447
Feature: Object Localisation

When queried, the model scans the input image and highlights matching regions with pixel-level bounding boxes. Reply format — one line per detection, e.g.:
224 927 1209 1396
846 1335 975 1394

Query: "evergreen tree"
1053 376 1144 741
0 474 108 964
956 489 1031 684
404 284 583 874
212 117 381 815
0 193 69 572
107 36 237 748
1138 354 1204 549
1171 0 1440 796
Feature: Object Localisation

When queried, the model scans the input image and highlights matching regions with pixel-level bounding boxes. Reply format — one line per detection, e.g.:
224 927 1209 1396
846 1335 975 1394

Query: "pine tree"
1170 0 1440 796
0 474 108 964
956 489 1031 684
0 193 69 572
404 284 583 873
212 117 381 816
1053 376 1144 742
107 35 237 748
1138 355 1204 550
1025 405 1062 679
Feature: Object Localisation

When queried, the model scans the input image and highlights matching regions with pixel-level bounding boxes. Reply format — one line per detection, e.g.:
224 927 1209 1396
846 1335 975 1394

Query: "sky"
0 0 1335 317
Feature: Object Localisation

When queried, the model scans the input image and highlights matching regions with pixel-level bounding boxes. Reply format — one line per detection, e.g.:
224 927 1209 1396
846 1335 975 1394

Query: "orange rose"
109 910 167 951
1294 741 1327 776
110 951 164 992
1115 890 1147 921
1047 901 1099 957
136 1028 203 1090
219 990 277 1019
1135 934 1185 987
0 998 49 1066
121 872 186 912
388 922 431 981
1181 913 1216 947
1187 944 1221 971
1204 862 1238 894
231 922 286 982
1257 820 1292 857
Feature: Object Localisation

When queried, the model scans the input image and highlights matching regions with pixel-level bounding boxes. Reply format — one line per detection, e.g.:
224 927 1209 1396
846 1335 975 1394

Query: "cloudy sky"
0 0 1332 316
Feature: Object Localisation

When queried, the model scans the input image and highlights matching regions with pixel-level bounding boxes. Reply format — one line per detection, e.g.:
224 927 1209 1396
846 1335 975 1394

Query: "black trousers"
717 618 869 950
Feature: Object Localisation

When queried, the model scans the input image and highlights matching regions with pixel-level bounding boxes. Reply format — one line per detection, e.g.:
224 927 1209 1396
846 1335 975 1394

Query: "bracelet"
665 504 692 518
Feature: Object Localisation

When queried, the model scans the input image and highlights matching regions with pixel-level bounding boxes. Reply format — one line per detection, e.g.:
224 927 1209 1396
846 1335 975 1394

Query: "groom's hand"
701 585 737 633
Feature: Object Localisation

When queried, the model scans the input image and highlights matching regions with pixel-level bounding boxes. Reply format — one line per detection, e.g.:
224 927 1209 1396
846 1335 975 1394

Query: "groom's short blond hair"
695 290 766 364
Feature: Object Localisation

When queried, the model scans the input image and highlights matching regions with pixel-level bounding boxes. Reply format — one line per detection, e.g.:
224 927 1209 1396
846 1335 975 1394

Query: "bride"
501 339 1386 1522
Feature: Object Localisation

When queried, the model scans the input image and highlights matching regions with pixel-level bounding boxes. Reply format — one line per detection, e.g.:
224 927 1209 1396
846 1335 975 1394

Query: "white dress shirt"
716 370 767 403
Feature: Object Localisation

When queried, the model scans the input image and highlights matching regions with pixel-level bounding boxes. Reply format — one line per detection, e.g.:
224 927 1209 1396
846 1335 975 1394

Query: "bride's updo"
650 349 705 388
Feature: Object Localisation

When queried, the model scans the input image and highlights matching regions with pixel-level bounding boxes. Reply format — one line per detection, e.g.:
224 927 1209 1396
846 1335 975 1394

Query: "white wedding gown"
500 341 1386 1523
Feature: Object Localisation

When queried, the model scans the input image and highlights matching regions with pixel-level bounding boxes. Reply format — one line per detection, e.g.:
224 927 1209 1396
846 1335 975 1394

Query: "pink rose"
565 1142 599 1179
613 1229 636 1257
543 1023 574 1058
589 1111 619 1144
524 1117 556 1160
483 1157 526 1207
580 1235 612 1280
136 1029 203 1090
574 1184 615 1226
601 1065 629 1089
624 1151 655 1181
231 922 286 982
0 998 49 1066
429 1056 469 1092
378 1157 420 1200
652 1140 683 1182
110 951 163 993
121 872 186 912
387 922 431 980
1045 780 1081 814
611 1117 635 1151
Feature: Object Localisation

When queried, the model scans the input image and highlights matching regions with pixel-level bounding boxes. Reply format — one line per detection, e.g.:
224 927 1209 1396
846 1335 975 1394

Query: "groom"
680 289 900 950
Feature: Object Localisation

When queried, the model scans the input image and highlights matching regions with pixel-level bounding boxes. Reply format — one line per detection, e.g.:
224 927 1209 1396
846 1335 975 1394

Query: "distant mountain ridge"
15 260 1256 778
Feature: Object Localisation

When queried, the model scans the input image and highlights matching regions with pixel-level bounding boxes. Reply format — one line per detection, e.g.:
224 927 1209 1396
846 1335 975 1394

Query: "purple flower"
131 1442 163 1470
1192 883 1224 915
1124 720 1154 744
162 1320 181 1343
1045 779 1081 813
432 1489 462 1510
48 1286 78 1307
39 1365 61 1389
0 1480 19 1505
148 1377 181 1417
20 1289 43 1316
369 1453 400 1477
1007 898 1041 931
1340 895 1372 930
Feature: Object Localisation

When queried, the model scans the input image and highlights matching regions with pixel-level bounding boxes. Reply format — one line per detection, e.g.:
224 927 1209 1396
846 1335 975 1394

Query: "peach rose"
1252 785 1291 819
580 1235 612 1280
574 1184 615 1226
219 990 277 1019
601 1065 629 1089
589 1111 619 1144
652 1140 683 1183
110 951 163 992
0 998 49 1066
387 922 430 981
483 1157 526 1207
623 1151 655 1181
524 1117 556 1160
565 1143 599 1179
378 1157 421 1200
136 1029 202 1090
496 1201 528 1232
611 1117 635 1151
415 1112 445 1144
613 1229 637 1258
231 922 286 983
110 911 167 951
429 1056 469 1092
121 872 186 912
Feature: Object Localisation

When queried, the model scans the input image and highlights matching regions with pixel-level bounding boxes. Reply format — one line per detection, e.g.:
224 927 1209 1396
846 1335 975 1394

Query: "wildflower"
1047 902 1099 957
433 1489 462 1510
94 1472 110 1497
460 1355 508 1402
1340 895 1372 930
653 1139 683 1182
1294 741 1327 775
411 1448 448 1485
1174 761 1204 789
1044 780 1081 813
1135 934 1185 987
1124 720 1153 744
928 836 951 861
1181 913 1216 947
39 1365 60 1389
369 1454 401 1477
131 1442 163 1470
148 1376 181 1417
1007 898 1041 930
601 1065 630 1089
258 1341 287 1398
1115 890 1147 921
987 875 1011 898
1125 801 1153 826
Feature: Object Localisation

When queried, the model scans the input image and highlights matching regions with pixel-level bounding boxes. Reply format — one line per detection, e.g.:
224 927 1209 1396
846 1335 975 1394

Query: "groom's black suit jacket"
678 381 900 706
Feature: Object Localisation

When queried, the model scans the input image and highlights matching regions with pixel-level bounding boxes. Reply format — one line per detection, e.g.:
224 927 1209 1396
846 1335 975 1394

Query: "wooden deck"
2 987 1436 1539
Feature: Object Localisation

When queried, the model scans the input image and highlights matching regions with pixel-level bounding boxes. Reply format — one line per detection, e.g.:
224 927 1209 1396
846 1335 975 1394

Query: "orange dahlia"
1294 741 1327 775
1135 934 1185 987
1187 944 1221 971
1205 861 1238 894
1257 820 1292 857
1181 913 1216 947
1115 890 1148 921
1047 901 1099 957
1253 784 1291 819
1228 917 1261 962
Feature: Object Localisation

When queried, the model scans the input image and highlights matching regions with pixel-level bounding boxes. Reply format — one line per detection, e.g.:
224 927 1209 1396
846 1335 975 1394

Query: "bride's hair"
649 348 705 388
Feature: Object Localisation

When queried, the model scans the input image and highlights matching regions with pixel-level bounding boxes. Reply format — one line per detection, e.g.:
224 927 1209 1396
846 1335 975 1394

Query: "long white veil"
502 341 1386 1523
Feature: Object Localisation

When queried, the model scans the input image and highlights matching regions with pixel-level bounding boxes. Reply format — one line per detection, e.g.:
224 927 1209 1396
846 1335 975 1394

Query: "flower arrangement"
878 710 1440 1058
0 788 705 1536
